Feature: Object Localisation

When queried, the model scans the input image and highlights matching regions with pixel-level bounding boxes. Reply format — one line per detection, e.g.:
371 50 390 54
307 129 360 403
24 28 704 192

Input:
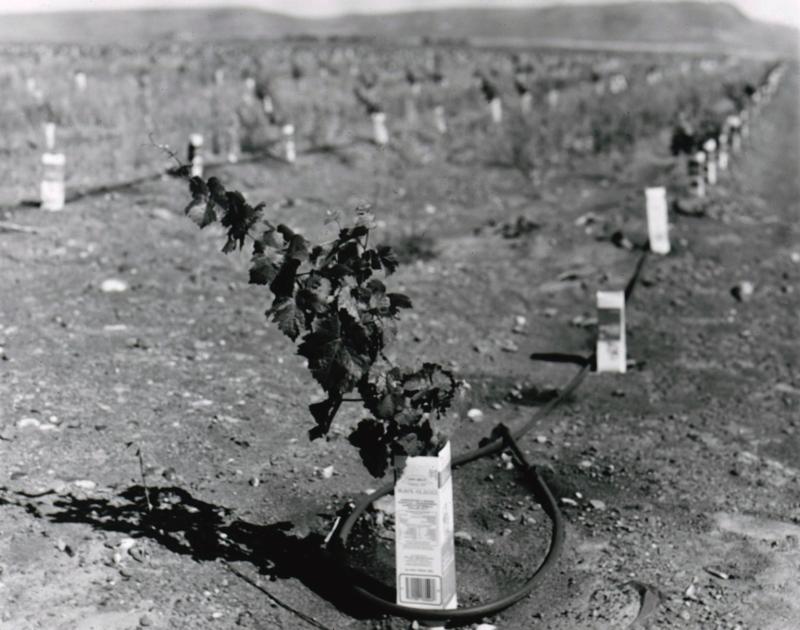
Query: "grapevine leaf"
365 279 390 311
394 407 423 427
296 274 332 315
298 313 370 395
270 258 301 299
184 177 218 228
350 225 369 239
286 234 309 262
185 176 209 214
395 432 425 457
348 418 391 477
337 240 361 266
219 189 261 251
363 250 382 271
403 363 458 415
277 224 296 243
375 393 398 420
376 245 398 274
199 205 217 228
321 263 353 283
308 396 342 440
309 245 326 264
366 278 385 294
249 253 281 286
207 177 229 209
268 295 304 341
224 190 247 214
388 293 413 312
395 421 435 457
257 226 282 251
336 287 361 321
340 310 374 358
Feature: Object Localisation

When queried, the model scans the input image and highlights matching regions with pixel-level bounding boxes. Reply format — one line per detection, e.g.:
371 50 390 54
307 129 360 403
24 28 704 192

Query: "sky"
0 0 797 28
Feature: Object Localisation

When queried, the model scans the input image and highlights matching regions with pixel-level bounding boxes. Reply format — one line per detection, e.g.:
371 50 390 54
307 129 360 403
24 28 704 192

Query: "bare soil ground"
1 65 798 630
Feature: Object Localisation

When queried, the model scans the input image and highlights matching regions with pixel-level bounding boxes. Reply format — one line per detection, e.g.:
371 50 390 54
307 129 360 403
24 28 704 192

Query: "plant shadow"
40 484 392 620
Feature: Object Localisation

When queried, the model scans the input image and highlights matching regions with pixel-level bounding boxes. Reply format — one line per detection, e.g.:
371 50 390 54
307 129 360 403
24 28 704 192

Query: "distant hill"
0 8 303 44
0 2 796 57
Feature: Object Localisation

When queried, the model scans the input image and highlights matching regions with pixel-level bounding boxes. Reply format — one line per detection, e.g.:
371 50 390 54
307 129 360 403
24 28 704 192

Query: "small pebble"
316 465 334 479
374 496 395 515
466 408 484 422
731 281 754 302
499 339 519 353
150 207 173 221
100 278 128 293
139 613 155 627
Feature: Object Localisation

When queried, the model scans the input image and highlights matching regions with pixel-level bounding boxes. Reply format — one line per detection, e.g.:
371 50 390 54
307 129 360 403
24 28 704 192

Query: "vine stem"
136 447 153 513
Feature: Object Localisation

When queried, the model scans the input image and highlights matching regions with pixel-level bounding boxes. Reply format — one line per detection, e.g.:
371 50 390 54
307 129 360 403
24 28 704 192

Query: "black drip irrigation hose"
329 250 650 625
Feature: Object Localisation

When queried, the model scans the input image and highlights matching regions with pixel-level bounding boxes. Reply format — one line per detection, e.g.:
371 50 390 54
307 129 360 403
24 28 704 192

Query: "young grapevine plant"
184 176 458 476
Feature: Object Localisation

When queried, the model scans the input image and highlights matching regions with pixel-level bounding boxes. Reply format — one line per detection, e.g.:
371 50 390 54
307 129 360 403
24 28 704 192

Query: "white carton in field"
261 95 274 116
395 441 457 611
372 112 389 146
40 152 65 211
703 138 718 185
433 106 447 134
282 124 296 163
489 97 502 124
188 134 203 177
596 290 626 373
645 187 670 255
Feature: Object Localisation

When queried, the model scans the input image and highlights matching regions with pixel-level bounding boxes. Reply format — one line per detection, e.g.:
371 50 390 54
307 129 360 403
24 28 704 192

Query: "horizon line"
0 0 796 29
